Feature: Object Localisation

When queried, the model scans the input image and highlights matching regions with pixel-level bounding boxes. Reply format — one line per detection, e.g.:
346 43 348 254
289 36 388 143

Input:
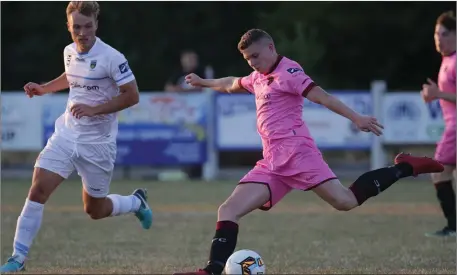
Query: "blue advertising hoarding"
42 93 209 165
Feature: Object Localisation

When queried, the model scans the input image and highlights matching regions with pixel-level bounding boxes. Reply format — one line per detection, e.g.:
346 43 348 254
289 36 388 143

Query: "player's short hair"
66 1 100 20
436 11 456 32
238 29 274 51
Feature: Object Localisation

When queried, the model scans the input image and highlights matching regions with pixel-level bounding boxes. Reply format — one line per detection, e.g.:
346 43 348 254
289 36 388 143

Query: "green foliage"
275 22 326 83
1 2 455 91
259 2 456 89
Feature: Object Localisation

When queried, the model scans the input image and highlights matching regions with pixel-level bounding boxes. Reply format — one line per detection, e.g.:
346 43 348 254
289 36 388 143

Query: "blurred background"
1 1 456 181
1 2 456 273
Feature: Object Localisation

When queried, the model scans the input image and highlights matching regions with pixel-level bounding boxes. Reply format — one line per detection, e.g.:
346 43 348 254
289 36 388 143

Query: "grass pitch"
1 179 455 274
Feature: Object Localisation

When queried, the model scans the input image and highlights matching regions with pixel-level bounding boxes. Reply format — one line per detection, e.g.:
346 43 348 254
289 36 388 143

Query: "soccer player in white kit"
0 2 153 272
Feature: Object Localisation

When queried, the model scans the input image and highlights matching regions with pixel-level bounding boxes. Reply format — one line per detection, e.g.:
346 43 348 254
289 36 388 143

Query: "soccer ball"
224 249 265 275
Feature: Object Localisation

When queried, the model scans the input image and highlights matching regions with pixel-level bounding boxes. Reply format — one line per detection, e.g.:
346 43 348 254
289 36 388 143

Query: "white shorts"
35 134 117 198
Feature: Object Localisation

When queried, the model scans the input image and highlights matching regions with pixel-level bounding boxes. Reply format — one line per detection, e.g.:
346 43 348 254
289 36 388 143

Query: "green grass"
1 179 455 274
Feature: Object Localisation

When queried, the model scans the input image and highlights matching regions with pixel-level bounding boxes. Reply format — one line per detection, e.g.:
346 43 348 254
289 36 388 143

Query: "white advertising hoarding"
382 93 445 144
216 92 373 150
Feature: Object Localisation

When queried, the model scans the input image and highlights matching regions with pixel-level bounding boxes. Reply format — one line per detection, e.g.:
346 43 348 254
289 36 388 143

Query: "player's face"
67 12 98 53
434 24 456 55
241 41 275 74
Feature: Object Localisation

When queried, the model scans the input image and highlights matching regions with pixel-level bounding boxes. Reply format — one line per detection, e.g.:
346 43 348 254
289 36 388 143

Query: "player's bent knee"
431 166 454 183
218 202 241 222
331 190 358 211
322 192 355 211
82 191 111 220
29 168 64 204
84 204 105 220
217 183 270 222
331 198 354 211
28 183 48 203
431 173 441 183
313 179 358 211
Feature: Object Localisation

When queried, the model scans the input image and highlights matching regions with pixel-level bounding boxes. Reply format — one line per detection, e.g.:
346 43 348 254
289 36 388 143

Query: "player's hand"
421 91 434 103
24 82 46 98
185 73 204 87
70 104 97 119
354 115 384 136
421 78 439 102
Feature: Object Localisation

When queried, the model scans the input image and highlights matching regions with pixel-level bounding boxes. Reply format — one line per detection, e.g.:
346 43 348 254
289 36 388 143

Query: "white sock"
12 199 44 264
107 194 141 216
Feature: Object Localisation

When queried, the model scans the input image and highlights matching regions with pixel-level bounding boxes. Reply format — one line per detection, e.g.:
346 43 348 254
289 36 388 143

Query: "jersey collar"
263 55 283 75
76 37 100 56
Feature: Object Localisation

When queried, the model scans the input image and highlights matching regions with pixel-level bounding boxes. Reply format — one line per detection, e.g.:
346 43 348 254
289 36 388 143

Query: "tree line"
1 1 454 92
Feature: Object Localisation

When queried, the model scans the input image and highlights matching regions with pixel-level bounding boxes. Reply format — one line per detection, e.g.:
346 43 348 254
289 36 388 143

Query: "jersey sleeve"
287 67 316 97
109 53 135 86
237 72 255 94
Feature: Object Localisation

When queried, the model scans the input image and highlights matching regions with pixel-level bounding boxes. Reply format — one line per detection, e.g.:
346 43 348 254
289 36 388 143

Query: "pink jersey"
238 56 321 176
238 56 316 143
438 52 456 127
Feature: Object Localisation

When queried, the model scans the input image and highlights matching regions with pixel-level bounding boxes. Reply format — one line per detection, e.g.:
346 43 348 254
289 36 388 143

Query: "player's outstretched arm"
93 80 139 115
41 72 69 93
306 86 384 136
185 73 246 93
24 73 69 98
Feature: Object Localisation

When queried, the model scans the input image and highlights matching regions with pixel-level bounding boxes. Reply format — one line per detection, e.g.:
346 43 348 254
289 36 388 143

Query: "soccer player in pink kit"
421 11 456 237
174 29 444 275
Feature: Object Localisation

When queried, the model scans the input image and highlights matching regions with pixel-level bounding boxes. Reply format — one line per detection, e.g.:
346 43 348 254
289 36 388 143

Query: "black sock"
204 221 239 275
349 163 414 205
435 180 456 231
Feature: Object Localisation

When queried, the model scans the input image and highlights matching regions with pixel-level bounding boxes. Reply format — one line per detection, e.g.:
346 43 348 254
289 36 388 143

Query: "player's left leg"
76 142 152 229
174 164 292 275
312 153 444 211
426 165 456 237
426 131 456 237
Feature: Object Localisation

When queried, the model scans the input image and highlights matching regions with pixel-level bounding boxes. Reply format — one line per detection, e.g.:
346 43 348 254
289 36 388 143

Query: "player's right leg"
75 142 152 229
1 135 75 272
312 153 444 212
173 165 292 275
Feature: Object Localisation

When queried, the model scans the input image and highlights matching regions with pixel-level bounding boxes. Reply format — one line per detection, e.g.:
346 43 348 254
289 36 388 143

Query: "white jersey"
54 37 135 144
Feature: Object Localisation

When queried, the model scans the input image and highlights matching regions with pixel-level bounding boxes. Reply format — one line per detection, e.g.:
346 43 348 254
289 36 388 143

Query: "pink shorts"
435 126 456 166
239 138 337 211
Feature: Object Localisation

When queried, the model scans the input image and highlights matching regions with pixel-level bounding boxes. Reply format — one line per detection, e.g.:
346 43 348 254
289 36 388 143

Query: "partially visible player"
173 29 445 275
0 1 153 272
421 11 456 237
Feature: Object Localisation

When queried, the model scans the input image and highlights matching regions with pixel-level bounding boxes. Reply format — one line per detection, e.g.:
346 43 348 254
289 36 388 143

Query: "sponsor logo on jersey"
118 61 130 74
287 68 303 74
70 82 100 91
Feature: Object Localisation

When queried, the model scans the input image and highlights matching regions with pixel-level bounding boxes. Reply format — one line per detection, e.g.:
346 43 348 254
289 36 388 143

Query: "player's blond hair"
238 29 274 51
66 1 100 19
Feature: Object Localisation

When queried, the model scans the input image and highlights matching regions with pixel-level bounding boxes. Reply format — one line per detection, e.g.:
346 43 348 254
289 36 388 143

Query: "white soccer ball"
224 249 265 275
